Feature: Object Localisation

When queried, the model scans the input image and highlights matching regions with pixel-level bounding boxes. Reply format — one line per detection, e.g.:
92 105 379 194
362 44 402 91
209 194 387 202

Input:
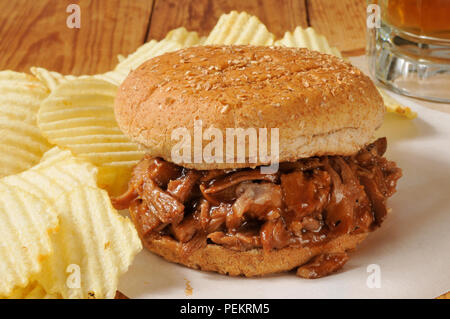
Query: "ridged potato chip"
38 146 73 164
32 39 182 89
31 30 201 91
36 186 141 299
38 78 144 195
113 39 182 83
204 11 275 46
92 71 125 86
0 71 51 177
3 281 60 299
117 54 126 63
378 88 417 119
31 67 122 89
1 147 98 201
274 26 342 57
1 149 137 299
0 184 59 296
30 67 78 92
164 27 203 47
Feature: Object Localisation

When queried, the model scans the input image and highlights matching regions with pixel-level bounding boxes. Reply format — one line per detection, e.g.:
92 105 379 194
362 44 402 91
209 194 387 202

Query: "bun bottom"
142 233 368 277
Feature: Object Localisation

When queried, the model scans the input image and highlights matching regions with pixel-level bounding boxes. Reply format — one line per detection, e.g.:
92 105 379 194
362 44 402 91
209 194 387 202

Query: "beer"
385 0 450 39
367 0 450 102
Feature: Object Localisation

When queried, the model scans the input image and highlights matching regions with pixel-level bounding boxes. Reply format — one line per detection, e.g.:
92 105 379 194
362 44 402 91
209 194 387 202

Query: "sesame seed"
220 104 229 114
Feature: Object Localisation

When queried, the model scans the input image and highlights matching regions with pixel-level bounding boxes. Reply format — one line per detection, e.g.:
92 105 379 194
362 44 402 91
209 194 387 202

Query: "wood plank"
307 0 367 55
147 0 308 41
0 0 154 75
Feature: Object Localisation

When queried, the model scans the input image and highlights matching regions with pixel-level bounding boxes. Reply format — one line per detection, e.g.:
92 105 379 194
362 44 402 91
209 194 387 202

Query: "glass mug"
367 0 450 103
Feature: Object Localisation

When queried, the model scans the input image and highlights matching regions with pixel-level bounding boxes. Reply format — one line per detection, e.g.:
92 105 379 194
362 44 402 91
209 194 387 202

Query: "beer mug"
367 0 450 102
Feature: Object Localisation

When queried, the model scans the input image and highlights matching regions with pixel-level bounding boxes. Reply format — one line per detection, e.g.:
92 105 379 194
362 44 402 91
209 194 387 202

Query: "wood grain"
307 0 367 55
0 0 153 75
147 0 308 40
0 0 368 74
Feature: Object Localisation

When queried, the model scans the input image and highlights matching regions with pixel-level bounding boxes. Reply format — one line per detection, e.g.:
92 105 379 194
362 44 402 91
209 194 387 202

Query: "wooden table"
0 0 449 299
0 0 367 75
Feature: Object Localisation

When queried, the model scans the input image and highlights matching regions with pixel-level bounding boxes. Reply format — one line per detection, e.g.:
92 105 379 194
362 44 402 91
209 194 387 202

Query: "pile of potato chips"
0 10 416 299
0 72 143 299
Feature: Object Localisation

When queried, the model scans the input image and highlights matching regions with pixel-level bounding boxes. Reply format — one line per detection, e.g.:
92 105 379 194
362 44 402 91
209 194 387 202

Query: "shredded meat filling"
113 138 401 256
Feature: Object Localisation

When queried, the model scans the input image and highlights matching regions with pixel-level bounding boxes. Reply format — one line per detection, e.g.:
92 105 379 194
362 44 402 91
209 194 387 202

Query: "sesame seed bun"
114 45 384 169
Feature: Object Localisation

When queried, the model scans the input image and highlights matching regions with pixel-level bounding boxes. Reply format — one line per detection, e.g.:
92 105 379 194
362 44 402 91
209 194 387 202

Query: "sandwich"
112 45 402 278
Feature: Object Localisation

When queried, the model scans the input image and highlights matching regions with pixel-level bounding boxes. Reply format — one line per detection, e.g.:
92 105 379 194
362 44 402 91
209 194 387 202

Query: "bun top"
115 45 384 170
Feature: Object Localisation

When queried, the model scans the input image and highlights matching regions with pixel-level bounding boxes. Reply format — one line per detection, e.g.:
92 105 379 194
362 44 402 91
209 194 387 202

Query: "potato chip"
92 70 125 86
36 186 141 299
117 54 126 63
1 147 98 201
96 165 137 197
274 26 342 57
199 36 207 45
37 78 144 195
205 11 275 46
30 67 78 92
4 281 60 299
32 38 184 89
378 88 418 119
0 149 135 299
0 71 51 178
113 39 182 83
38 145 73 164
164 27 203 47
0 71 48 122
33 34 194 90
31 67 122 89
0 148 99 299
0 184 59 296
0 120 52 177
